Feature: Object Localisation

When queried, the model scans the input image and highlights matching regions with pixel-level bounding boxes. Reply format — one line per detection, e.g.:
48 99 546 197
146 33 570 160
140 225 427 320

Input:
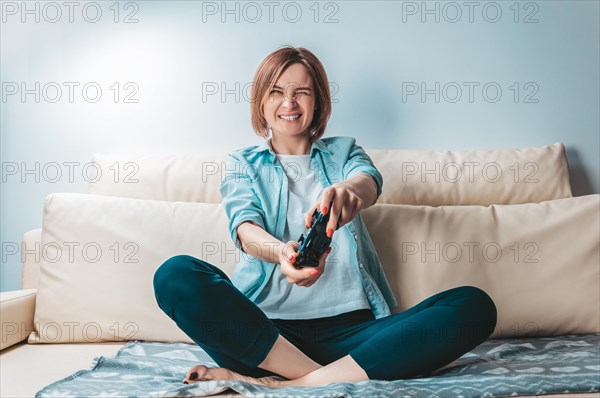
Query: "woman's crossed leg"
153 255 497 387
152 254 323 384
286 284 498 385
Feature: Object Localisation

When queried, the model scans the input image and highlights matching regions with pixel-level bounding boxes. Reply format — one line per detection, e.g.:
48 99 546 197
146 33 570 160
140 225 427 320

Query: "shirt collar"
255 137 330 162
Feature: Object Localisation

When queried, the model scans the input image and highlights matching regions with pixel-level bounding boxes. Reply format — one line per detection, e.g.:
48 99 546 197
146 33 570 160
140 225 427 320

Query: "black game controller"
294 201 334 269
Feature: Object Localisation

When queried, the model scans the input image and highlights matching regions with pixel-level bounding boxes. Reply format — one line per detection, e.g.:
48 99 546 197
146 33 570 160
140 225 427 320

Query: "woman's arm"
303 173 378 235
237 220 331 287
303 139 383 236
236 220 287 264
340 172 379 209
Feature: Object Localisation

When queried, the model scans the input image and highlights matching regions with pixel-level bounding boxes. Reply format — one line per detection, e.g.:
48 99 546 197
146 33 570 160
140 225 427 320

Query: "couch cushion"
22 228 42 290
88 153 226 203
363 194 600 338
0 289 36 350
0 342 126 398
30 193 240 344
32 192 598 344
370 142 571 206
88 141 571 206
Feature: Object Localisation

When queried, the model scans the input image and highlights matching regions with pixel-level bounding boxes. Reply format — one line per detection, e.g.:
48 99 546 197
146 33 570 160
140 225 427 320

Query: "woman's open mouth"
279 114 301 121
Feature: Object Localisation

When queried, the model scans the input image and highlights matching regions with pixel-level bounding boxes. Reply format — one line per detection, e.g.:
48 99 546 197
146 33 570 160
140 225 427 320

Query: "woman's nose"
282 92 298 107
283 96 297 108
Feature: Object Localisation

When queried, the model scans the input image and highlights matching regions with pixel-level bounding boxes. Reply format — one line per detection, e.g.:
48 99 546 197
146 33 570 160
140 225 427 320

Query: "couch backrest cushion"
88 153 225 203
30 193 237 344
21 228 42 290
30 192 598 343
370 142 571 205
364 194 599 338
88 141 571 206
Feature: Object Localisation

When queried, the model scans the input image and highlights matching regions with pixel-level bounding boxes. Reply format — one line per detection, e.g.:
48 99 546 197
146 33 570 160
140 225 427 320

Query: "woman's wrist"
276 242 286 265
340 173 378 209
278 241 296 265
237 222 292 265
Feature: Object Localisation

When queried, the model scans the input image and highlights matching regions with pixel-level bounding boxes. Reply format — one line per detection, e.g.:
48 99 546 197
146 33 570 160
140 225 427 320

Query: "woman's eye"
270 89 282 95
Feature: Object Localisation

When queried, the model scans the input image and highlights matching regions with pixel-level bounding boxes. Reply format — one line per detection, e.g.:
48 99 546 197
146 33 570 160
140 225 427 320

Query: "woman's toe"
194 365 213 380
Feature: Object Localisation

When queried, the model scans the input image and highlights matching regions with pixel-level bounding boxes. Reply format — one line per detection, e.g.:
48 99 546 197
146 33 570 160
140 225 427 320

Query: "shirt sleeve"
342 141 384 200
219 153 266 252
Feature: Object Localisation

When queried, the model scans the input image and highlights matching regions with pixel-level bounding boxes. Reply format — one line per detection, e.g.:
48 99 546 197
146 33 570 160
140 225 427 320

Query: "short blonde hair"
250 46 332 143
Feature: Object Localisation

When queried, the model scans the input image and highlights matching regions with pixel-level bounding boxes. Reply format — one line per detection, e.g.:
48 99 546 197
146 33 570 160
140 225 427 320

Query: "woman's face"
262 63 316 141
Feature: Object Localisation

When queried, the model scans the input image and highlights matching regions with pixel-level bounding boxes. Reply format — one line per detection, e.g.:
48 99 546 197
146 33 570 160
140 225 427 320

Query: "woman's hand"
305 182 364 238
279 241 331 288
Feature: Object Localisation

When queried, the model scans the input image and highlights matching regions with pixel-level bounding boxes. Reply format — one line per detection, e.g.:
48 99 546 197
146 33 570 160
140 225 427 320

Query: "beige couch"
1 140 599 398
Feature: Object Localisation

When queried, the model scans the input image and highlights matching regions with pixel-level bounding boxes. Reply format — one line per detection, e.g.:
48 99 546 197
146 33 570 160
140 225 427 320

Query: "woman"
153 46 497 388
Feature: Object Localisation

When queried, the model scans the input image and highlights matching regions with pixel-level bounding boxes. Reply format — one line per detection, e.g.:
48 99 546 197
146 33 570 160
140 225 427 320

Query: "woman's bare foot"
182 355 370 388
182 364 288 387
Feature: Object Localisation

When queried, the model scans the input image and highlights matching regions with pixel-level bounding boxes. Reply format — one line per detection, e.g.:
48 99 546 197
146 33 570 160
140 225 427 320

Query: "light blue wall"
1 1 598 291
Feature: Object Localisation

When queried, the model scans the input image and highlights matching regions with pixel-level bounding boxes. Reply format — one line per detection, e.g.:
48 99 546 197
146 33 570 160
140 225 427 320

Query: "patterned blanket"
36 332 600 397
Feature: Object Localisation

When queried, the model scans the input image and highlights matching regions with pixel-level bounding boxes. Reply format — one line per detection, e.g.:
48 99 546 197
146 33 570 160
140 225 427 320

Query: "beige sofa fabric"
371 142 572 206
22 228 42 290
30 191 599 344
364 195 600 339
1 342 126 397
88 142 571 206
88 153 226 203
1 289 36 350
30 193 239 344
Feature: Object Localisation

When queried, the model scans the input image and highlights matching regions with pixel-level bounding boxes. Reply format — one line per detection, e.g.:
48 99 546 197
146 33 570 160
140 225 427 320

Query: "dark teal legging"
153 254 497 381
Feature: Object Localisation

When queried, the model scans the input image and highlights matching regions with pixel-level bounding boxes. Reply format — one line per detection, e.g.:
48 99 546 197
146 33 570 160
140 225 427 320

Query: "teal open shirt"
219 135 398 319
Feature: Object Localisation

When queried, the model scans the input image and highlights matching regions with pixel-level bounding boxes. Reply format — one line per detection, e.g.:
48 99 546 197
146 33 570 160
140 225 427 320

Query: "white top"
253 153 371 319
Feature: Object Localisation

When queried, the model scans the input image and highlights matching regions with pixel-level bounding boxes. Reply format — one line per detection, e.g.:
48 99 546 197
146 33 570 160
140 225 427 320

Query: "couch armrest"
22 228 42 290
1 289 36 351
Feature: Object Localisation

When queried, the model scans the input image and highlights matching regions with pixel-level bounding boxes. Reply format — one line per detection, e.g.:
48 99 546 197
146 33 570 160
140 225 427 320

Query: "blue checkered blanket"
36 332 600 397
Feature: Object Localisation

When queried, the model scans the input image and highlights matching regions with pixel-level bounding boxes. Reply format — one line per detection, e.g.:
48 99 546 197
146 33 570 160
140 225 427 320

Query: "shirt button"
368 291 374 296
359 262 364 269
